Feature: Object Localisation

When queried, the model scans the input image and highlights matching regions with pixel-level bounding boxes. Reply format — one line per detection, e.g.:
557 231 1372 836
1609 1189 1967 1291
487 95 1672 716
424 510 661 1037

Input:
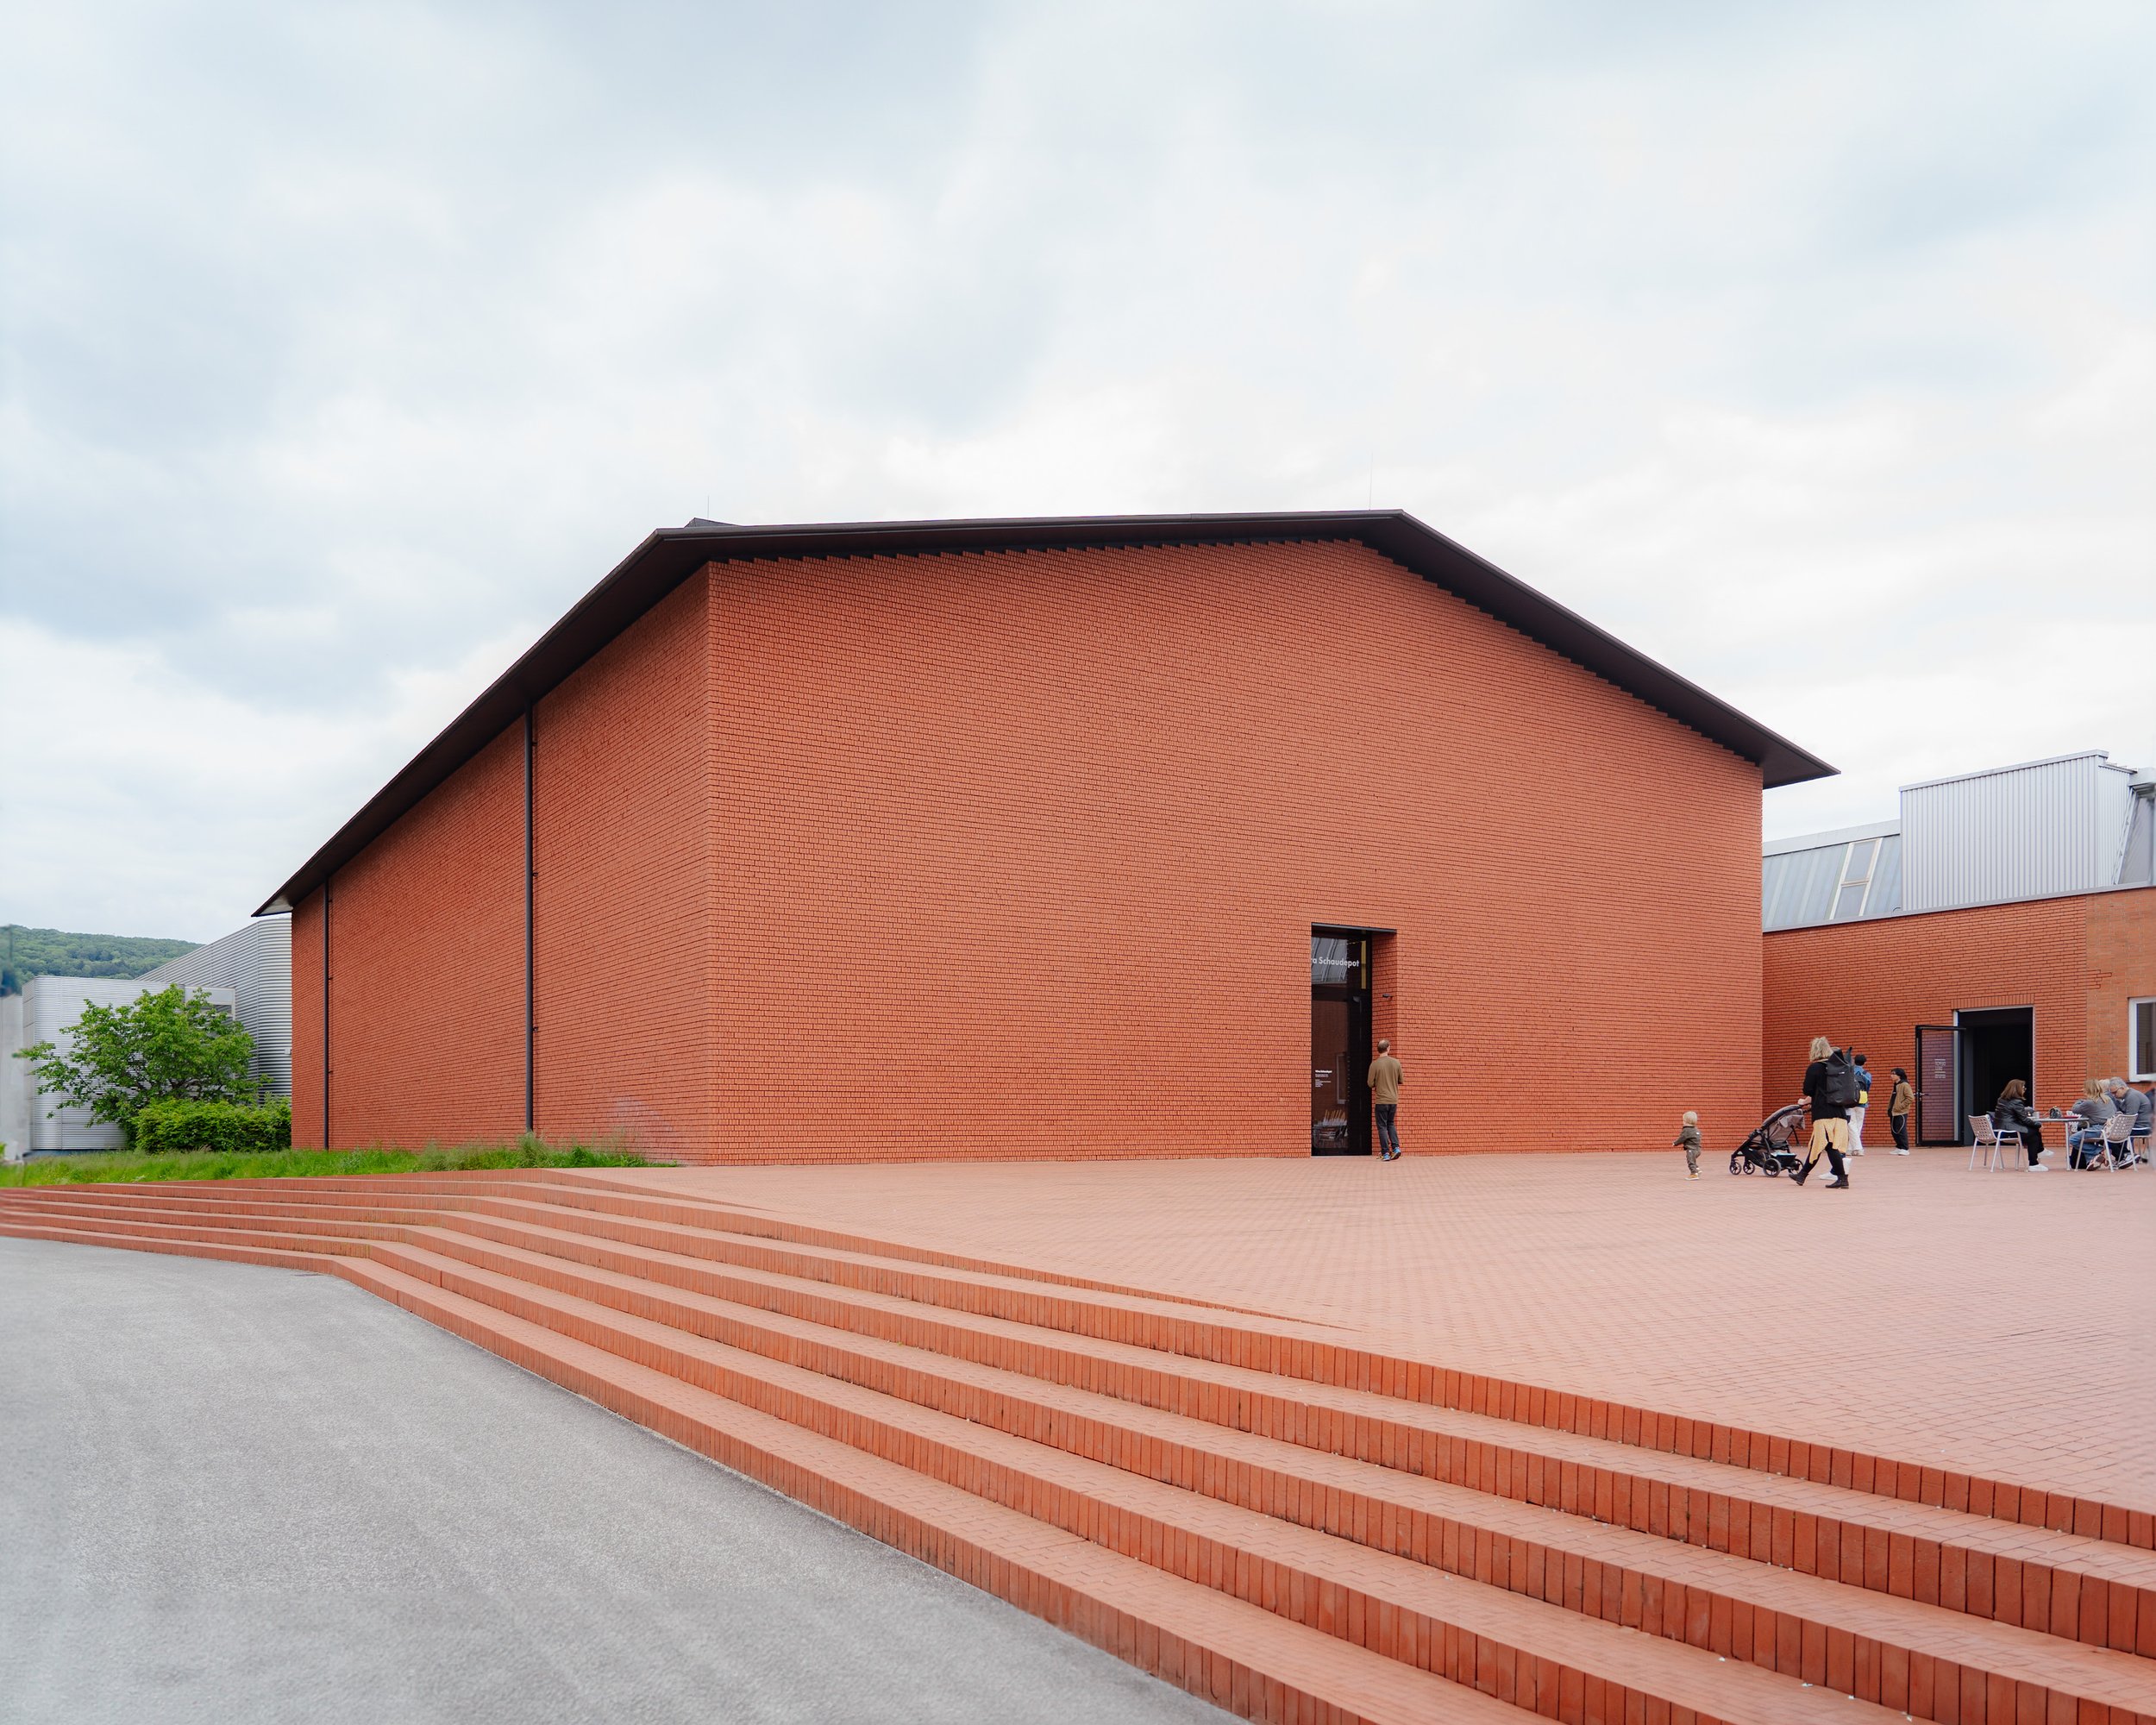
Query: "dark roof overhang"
254 510 1835 914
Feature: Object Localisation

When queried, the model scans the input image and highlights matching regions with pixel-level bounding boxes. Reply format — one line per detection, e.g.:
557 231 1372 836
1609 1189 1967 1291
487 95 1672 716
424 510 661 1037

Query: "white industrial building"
1 915 290 1160
2 975 239 1157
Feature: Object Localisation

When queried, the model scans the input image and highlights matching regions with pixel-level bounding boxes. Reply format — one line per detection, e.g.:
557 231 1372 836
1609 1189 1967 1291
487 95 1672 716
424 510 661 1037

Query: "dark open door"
1915 1025 1958 1145
1311 931 1372 1155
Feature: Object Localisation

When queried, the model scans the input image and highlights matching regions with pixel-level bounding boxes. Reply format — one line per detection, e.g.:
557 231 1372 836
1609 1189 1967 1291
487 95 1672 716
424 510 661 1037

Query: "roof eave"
255 510 1834 915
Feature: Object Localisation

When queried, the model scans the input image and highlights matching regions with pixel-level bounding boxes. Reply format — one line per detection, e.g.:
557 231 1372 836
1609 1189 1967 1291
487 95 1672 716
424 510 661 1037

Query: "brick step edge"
342 1251 1907 1725
8 1182 2149 1559
19 1187 2153 1666
30 1172 1294 1317
0 1221 1515 1725
28 1182 2154 1657
21 1182 2156 1622
330 1251 1557 1725
391 1216 2156 1676
371 1232 2156 1725
342 1237 1952 1725
0 1184 1301 1327
5 1221 2113 1724
8 1190 2147 1647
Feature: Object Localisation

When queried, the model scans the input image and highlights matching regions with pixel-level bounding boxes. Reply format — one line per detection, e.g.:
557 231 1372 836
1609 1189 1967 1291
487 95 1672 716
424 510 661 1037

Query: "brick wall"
290 725 524 1148
1760 894 2095 1126
532 576 716 1154
704 540 1761 1160
297 537 1768 1160
2084 886 2156 1082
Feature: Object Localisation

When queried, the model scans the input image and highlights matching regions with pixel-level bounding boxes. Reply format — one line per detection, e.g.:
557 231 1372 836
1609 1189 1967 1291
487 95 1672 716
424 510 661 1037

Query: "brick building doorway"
1311 931 1373 1156
1955 1007 2034 1143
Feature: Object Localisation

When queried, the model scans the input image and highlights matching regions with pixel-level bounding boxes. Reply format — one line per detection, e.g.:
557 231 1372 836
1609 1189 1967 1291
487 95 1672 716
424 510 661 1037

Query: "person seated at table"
2067 1078 2116 1169
1992 1080 2046 1169
2107 1077 2152 1163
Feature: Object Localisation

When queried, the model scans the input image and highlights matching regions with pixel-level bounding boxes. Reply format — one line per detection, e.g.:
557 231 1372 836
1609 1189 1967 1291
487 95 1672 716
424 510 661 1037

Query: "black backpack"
1817 1049 1861 1109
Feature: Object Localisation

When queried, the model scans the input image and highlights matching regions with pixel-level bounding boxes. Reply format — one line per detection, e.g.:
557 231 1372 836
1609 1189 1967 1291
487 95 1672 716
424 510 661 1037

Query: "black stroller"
1728 1102 1808 1176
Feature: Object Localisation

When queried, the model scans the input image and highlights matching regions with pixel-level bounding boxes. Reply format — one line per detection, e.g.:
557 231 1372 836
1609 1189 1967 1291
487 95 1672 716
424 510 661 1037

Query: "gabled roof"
256 510 1835 914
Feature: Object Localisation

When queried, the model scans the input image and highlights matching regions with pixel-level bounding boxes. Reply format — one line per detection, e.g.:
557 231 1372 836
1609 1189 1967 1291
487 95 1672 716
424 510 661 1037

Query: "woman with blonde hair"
2067 1077 2116 1169
1796 1035 1857 1189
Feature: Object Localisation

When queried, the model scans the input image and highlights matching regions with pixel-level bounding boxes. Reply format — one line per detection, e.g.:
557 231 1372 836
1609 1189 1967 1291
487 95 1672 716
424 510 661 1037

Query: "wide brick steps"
4 1176 2151 1725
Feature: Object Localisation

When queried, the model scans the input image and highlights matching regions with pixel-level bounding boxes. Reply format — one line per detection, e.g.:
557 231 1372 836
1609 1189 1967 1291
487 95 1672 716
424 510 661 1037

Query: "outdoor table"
2040 1108 2126 1164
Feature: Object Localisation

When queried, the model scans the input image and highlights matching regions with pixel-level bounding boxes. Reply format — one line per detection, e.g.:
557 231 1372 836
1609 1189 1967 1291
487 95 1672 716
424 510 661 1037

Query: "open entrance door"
1311 931 1372 1155
1955 1007 2034 1136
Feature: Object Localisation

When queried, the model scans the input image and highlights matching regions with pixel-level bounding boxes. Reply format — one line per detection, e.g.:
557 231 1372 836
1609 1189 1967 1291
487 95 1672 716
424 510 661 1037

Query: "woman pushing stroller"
1792 1036 1859 1189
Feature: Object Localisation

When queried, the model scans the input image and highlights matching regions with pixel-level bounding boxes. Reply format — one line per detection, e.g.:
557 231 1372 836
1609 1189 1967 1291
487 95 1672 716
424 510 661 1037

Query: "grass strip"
0 1138 661 1187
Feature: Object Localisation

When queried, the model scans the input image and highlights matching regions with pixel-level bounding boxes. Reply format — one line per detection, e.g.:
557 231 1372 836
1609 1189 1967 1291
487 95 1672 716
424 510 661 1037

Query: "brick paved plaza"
587 1150 2156 1517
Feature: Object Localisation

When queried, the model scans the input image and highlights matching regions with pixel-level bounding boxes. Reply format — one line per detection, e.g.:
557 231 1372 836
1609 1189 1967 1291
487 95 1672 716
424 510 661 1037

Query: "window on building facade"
1832 838 1877 920
2133 998 2156 1082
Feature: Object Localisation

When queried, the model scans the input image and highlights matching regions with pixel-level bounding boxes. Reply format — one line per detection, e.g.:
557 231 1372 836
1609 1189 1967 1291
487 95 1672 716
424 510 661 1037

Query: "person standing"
1887 1067 1915 1153
1795 1036 1856 1189
1848 1052 1873 1155
1369 1038 1403 1162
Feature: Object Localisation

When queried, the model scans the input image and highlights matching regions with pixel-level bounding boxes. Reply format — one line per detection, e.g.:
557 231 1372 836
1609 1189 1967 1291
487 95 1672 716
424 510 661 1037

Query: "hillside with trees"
1 925 200 995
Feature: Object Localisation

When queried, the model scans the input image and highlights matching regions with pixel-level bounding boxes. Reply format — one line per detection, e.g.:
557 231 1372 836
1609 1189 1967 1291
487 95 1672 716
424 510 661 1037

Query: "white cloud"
0 617 530 940
2 0 2152 932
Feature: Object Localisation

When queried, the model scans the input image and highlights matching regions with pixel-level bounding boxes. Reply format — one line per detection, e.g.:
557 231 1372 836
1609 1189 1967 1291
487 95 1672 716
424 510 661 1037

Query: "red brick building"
1760 752 2156 1139
262 513 1830 1162
1763 888 2156 1139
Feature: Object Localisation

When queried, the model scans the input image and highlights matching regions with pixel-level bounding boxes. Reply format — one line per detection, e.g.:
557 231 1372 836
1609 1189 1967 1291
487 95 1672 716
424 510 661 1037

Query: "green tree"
14 986 256 1145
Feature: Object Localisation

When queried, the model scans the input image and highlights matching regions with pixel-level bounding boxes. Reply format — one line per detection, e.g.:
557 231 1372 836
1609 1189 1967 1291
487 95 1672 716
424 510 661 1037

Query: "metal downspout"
322 878 332 1150
525 704 536 1135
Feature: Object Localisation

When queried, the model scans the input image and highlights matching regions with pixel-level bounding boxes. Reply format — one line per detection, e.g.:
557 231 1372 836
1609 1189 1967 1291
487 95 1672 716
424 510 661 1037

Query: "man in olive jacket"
1369 1039 1403 1162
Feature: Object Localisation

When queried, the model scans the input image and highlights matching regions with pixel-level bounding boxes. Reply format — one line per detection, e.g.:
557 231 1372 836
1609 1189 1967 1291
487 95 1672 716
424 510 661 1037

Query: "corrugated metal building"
1764 752 2152 935
142 916 293 1099
1761 751 2156 1143
1902 753 2144 913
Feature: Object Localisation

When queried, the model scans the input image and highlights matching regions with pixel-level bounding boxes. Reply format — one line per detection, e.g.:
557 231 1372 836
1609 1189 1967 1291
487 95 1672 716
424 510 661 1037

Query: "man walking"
1369 1038 1403 1161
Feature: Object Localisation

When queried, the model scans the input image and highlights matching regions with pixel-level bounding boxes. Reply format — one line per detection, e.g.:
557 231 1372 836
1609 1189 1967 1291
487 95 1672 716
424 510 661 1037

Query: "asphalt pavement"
0 1235 1224 1725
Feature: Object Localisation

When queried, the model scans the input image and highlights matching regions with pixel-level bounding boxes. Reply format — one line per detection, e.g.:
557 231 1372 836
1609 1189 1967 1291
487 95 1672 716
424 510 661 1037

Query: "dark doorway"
1311 931 1372 1155
1956 1007 2034 1140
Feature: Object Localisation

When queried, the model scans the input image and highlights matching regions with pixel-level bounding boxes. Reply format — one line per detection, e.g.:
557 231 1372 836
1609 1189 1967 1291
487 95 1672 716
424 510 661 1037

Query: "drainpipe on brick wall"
322 878 332 1151
524 703 536 1136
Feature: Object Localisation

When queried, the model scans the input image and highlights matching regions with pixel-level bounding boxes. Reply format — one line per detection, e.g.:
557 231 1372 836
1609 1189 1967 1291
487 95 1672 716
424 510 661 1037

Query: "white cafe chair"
1967 1114 2015 1172
2083 1113 2134 1172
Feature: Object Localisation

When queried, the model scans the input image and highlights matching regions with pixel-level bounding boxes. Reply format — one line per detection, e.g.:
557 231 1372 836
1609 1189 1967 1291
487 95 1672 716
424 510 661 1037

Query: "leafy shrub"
132 1097 292 1156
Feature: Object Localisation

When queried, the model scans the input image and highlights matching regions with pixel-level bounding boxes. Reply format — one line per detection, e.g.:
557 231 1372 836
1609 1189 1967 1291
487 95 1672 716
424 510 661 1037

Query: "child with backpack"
1674 1111 1702 1179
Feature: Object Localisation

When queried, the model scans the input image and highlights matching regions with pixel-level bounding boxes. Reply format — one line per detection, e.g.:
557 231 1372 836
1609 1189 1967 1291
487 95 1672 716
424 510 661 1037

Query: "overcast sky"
4 2 2152 942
